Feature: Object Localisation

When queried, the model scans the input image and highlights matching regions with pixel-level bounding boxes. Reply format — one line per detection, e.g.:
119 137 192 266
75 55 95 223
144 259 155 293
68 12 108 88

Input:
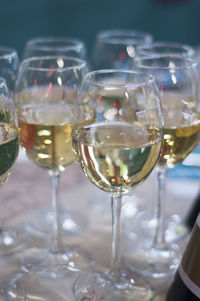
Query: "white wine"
73 122 162 193
158 94 200 168
0 124 19 186
158 123 200 168
166 215 200 300
18 103 75 170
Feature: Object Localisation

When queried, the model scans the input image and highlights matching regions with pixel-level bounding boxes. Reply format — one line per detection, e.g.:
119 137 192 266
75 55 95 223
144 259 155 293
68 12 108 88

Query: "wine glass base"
19 246 94 275
0 228 25 255
73 270 155 301
125 211 189 244
7 267 77 301
165 215 189 243
123 244 180 279
25 208 87 242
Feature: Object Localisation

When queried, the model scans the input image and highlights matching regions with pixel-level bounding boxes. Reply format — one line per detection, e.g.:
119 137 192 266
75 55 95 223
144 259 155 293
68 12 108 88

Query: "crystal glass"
0 78 19 254
124 55 200 278
72 70 163 300
22 37 88 240
15 56 92 271
0 47 19 94
23 37 87 60
137 42 195 58
0 47 20 253
133 42 195 244
92 29 153 70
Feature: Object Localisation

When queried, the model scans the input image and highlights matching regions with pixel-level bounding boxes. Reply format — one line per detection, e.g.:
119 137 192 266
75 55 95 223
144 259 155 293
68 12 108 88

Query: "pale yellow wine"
73 122 162 193
18 103 75 170
159 94 200 168
159 124 200 168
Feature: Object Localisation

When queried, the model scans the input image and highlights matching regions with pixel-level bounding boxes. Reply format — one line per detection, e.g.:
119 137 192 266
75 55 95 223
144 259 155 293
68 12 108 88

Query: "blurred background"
1 0 200 58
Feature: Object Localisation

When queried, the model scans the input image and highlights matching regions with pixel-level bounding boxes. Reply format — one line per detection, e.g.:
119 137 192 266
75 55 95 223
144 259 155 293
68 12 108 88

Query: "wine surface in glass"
0 123 19 185
158 94 200 168
73 121 161 193
18 103 75 170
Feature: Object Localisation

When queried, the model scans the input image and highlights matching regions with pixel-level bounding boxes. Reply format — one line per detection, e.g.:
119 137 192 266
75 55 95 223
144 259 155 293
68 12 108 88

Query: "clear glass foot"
125 211 188 244
25 208 87 241
0 228 25 255
123 243 180 279
73 270 155 301
6 266 78 301
19 246 94 276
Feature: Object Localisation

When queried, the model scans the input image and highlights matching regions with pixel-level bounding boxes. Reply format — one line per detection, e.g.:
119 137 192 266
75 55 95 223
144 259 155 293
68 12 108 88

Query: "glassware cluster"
0 31 199 301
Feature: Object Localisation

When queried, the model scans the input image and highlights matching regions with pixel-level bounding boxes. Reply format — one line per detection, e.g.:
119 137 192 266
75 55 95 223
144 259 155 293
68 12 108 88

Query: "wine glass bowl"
0 78 18 184
0 78 20 253
92 29 153 70
72 69 163 300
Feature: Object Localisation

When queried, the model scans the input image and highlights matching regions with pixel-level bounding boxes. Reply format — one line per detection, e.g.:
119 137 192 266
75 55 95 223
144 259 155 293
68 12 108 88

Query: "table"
0 151 199 300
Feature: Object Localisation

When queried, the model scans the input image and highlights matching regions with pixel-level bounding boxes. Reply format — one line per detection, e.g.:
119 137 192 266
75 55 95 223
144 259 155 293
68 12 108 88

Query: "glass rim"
137 41 195 56
20 55 87 72
25 37 85 51
0 46 18 60
84 69 155 88
135 54 197 70
97 29 153 45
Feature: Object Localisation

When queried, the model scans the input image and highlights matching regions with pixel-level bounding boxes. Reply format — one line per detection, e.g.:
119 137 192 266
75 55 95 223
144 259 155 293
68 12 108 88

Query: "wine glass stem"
50 169 63 253
154 168 167 247
110 193 122 276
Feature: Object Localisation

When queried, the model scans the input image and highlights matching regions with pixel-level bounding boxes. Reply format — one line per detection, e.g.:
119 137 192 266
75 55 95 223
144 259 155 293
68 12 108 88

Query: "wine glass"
124 54 200 278
21 37 89 240
72 70 163 300
0 48 21 253
137 42 195 58
0 78 19 254
133 42 195 244
92 29 153 70
0 47 19 94
15 56 92 271
23 37 87 60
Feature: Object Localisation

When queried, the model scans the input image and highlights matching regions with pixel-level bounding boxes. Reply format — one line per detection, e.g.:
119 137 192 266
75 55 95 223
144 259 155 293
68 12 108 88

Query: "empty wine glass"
0 78 19 254
72 70 163 300
23 37 87 60
21 37 89 242
124 54 200 278
92 29 153 70
15 56 92 272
